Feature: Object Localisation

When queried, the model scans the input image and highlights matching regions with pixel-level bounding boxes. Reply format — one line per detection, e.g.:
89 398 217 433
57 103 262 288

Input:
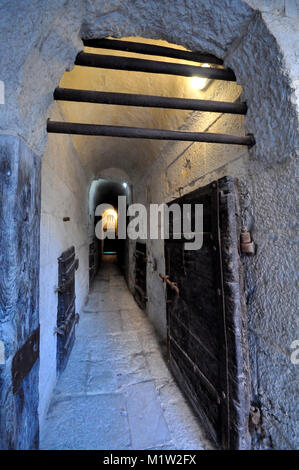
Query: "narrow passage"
41 255 211 450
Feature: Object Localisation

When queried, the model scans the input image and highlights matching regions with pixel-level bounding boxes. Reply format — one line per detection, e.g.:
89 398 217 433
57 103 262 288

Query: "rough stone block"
255 335 298 449
0 135 40 450
285 0 299 18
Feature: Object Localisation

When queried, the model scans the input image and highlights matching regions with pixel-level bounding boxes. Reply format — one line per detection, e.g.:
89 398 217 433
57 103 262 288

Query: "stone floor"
40 255 211 450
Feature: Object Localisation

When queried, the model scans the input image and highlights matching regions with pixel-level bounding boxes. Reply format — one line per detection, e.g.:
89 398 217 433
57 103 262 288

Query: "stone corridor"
40 255 211 450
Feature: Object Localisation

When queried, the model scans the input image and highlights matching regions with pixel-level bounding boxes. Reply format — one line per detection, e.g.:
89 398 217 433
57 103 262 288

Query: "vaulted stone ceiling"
55 37 242 182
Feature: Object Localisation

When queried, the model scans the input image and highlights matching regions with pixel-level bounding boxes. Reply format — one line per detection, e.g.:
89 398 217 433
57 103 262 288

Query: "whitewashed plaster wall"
39 104 89 428
127 77 246 334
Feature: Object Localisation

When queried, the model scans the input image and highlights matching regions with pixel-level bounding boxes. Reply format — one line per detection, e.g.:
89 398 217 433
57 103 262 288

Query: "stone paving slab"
125 381 171 450
86 361 118 394
40 255 212 450
77 311 123 337
54 358 88 396
41 394 131 450
85 295 136 312
116 354 152 389
87 332 143 362
155 379 210 450
68 335 90 361
137 331 162 353
92 279 110 293
145 351 173 381
109 276 128 287
121 308 155 333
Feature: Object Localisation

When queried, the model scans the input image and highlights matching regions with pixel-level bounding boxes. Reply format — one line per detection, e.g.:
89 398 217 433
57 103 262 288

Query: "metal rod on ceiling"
75 52 236 81
47 120 255 146
83 38 224 66
54 87 247 115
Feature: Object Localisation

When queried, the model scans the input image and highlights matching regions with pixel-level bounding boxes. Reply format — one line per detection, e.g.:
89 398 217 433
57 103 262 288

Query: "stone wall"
1 2 297 161
0 135 40 449
0 0 298 451
39 104 89 429
132 131 298 450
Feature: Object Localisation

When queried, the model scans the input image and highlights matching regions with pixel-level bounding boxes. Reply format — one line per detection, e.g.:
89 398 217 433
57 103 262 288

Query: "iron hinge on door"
55 257 79 293
240 228 255 255
12 326 40 394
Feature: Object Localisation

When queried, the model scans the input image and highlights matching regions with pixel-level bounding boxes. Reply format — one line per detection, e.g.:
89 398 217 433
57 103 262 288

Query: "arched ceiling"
1 0 297 176
56 37 242 182
92 179 127 209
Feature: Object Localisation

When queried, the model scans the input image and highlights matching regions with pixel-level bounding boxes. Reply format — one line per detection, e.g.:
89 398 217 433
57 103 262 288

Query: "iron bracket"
12 326 40 394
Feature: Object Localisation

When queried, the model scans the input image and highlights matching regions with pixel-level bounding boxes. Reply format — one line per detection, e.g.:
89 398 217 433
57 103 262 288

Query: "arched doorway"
0 1 298 450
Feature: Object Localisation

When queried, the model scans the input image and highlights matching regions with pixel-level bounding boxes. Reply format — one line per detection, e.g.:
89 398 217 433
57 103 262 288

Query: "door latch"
159 273 179 295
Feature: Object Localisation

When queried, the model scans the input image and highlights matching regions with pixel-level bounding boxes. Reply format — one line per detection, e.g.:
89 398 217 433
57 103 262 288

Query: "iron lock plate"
12 326 40 394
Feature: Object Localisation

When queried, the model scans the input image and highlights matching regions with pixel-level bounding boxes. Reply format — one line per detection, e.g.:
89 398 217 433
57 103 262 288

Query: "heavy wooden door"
57 246 79 373
134 242 147 309
89 242 96 285
164 176 250 449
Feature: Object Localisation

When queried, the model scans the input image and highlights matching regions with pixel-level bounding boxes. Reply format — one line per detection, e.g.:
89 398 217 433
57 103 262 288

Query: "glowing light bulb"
103 209 118 221
102 208 118 231
190 64 210 90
